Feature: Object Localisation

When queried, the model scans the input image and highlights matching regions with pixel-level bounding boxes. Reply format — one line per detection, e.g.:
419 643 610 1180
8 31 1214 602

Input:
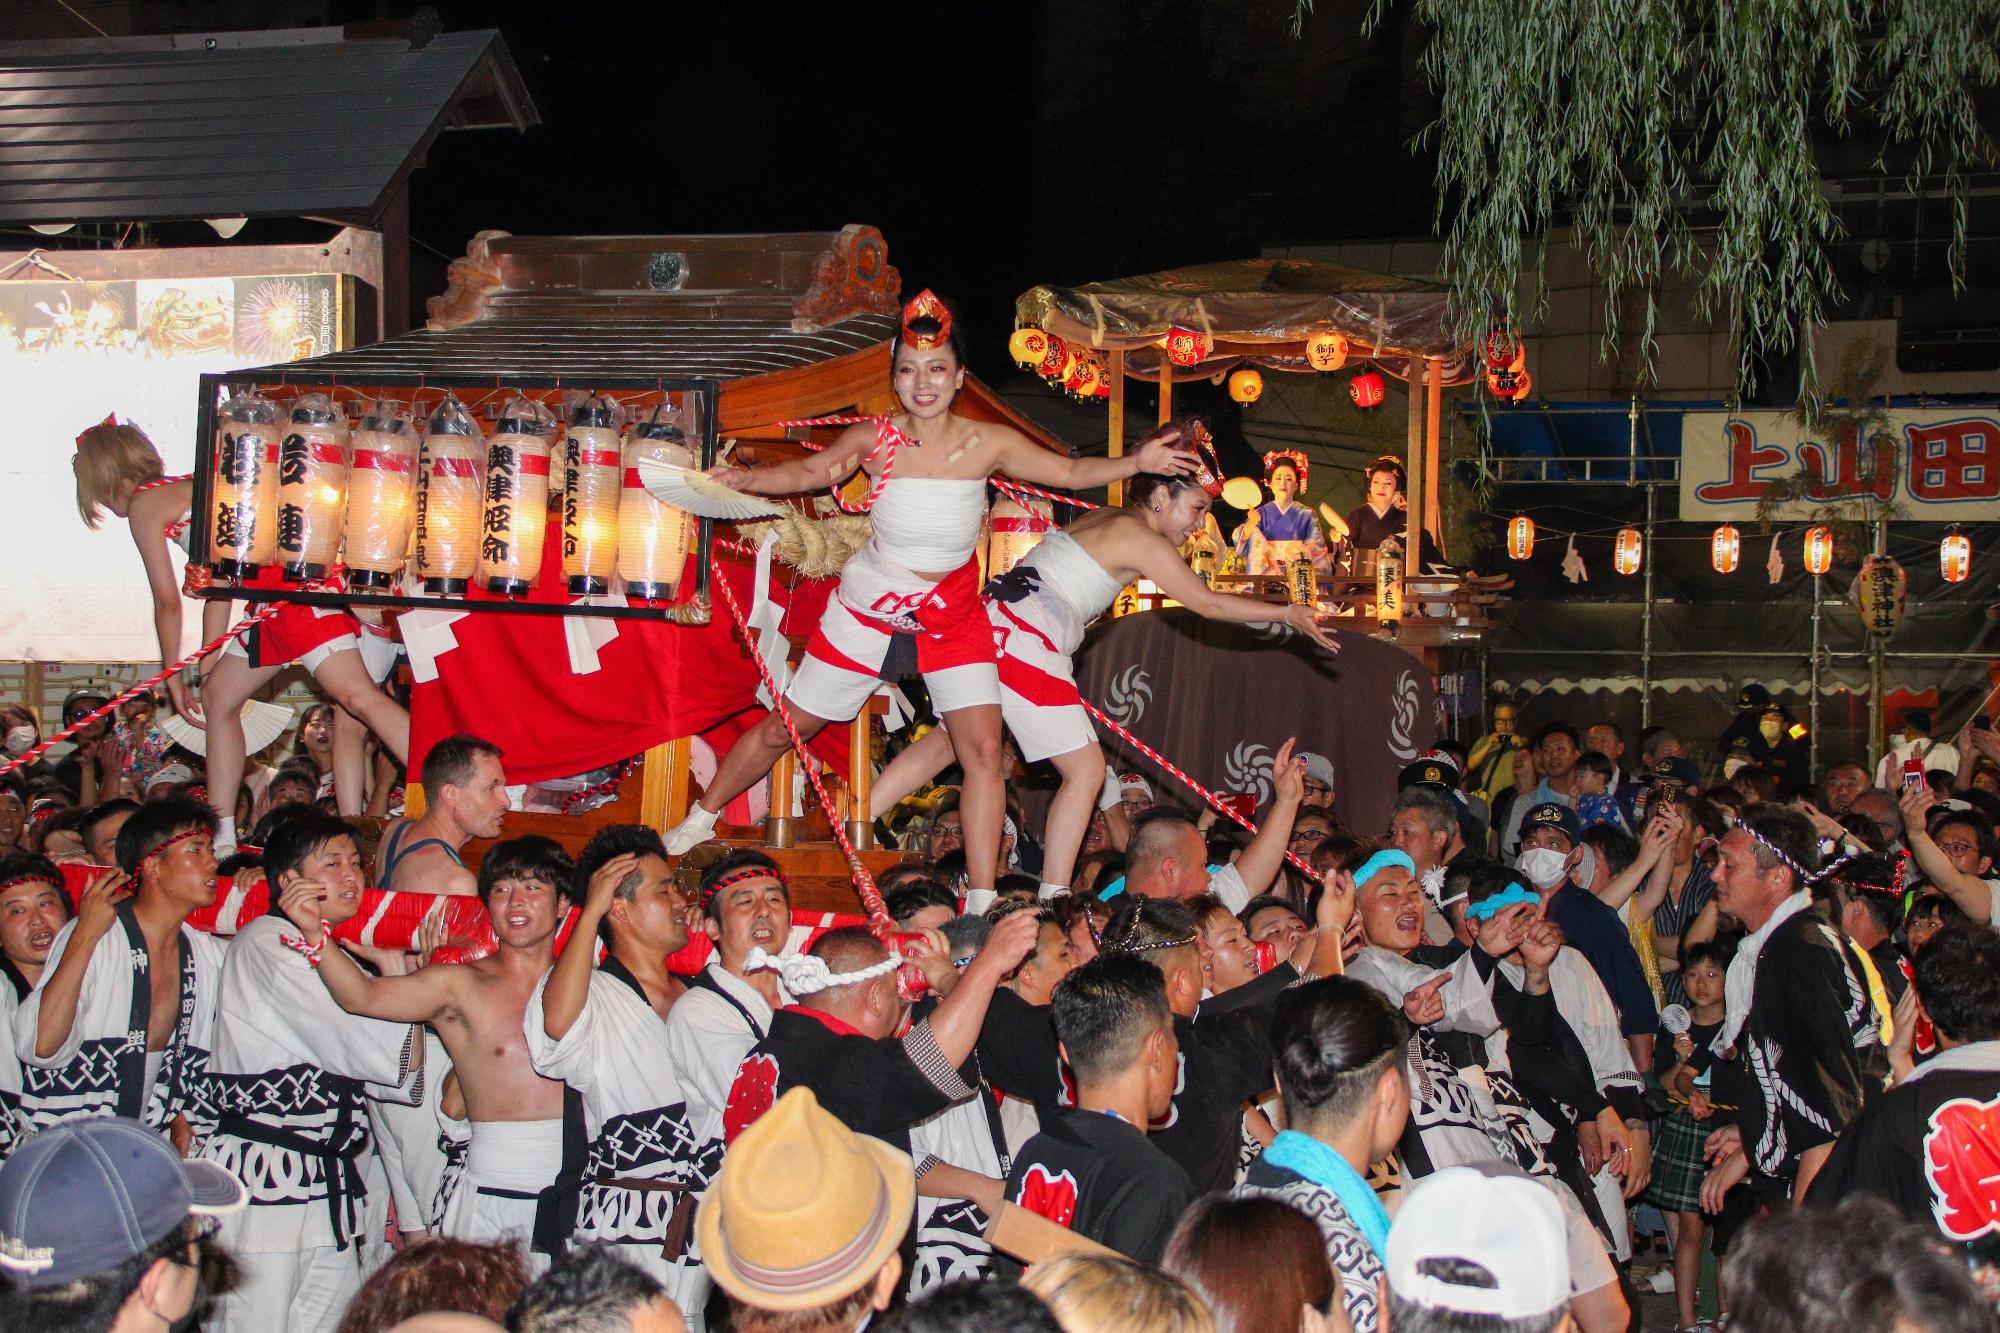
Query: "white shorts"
438 1118 564 1273
988 599 1094 762
787 550 999 723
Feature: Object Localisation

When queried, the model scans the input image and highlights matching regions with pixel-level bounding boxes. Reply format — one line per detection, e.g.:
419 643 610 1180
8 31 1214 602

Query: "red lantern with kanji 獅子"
1303 331 1348 372
1228 369 1263 404
1486 365 1522 397
1804 524 1834 576
1163 327 1209 367
1349 371 1386 409
1507 515 1534 560
1614 527 1643 575
1712 524 1741 574
1942 529 1972 584
1036 334 1070 381
1483 325 1520 370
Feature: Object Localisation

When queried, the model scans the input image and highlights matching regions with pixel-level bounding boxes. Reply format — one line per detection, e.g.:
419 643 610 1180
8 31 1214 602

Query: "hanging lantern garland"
1803 524 1834 576
1942 528 1971 583
1507 515 1535 560
1613 527 1644 575
1711 524 1741 574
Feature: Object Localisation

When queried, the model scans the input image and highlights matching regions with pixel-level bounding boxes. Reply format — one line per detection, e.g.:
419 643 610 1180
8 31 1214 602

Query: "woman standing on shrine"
664 291 1197 907
870 424 1339 899
73 417 407 849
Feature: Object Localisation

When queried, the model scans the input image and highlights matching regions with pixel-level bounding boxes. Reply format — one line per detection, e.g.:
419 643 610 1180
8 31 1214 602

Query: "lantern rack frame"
186 369 723 622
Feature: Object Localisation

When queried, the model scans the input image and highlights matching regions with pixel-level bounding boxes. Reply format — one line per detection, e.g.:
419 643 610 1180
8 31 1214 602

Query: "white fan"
635 458 787 520
156 700 295 757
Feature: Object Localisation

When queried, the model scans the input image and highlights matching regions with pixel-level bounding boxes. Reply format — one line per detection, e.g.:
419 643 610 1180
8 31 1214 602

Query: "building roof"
0 26 535 227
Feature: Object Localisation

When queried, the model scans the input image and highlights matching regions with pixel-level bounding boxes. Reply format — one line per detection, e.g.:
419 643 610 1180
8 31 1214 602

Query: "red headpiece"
1263 449 1309 488
699 863 791 915
899 289 953 351
1185 420 1224 498
75 413 118 447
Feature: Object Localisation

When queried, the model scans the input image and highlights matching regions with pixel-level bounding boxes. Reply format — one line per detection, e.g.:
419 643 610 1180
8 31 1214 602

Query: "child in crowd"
1573 750 1629 832
1647 939 1733 1332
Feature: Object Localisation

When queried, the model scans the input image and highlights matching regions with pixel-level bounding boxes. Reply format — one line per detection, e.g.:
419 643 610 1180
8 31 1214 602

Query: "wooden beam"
643 738 690 829
1158 366 1173 426
1425 359 1445 562
1108 350 1127 507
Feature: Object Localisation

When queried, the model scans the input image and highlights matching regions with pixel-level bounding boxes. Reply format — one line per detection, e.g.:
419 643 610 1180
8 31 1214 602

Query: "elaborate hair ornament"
75 412 118 447
1263 449 1309 487
1185 419 1224 497
899 289 953 351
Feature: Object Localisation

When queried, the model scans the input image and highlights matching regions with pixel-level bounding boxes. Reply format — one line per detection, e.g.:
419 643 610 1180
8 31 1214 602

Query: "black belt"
217 1113 369 1252
590 1174 698 1261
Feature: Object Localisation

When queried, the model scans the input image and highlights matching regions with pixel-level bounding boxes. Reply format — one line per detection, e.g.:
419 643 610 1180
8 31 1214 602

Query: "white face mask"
1517 846 1570 890
3 726 34 756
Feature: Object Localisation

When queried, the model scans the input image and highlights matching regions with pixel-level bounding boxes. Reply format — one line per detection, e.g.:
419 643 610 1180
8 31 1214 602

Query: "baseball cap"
1399 754 1459 790
1651 756 1701 789
0 1116 245 1287
1522 801 1580 846
1387 1164 1569 1320
1117 773 1154 802
61 687 110 720
1299 753 1337 790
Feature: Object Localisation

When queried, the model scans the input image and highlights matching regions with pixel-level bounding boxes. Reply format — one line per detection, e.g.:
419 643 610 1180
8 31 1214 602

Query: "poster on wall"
1678 409 2000 522
0 273 351 662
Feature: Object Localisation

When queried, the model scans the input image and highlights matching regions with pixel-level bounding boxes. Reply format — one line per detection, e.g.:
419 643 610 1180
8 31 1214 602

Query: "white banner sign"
1679 409 2000 521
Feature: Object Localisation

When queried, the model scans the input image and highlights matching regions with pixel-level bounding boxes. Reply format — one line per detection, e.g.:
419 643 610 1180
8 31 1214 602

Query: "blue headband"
1463 883 1539 922
1353 849 1417 888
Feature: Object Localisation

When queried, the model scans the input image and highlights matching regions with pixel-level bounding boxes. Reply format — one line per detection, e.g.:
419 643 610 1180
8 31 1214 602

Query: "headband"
1739 822 1856 888
1103 928 1200 956
144 826 209 863
1463 882 1539 922
1423 865 1462 908
700 864 788 914
899 289 952 351
1263 449 1309 487
0 873 61 894
742 944 902 997
1354 849 1416 888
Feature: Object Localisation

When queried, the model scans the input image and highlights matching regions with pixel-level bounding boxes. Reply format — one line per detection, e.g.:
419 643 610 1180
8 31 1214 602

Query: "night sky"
403 0 1431 379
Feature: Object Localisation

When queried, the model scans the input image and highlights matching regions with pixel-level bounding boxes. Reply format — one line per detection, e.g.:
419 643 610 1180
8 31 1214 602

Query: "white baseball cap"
1387 1164 1569 1320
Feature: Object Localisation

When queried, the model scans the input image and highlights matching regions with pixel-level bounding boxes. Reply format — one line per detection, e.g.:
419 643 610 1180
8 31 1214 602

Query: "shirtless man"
314 834 573 1267
374 734 509 896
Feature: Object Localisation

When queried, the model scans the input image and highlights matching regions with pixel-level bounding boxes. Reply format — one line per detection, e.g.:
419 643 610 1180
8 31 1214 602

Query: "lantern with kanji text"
1303 331 1348 372
1163 327 1209 367
1349 371 1386 409
563 395 624 596
1942 529 1972 584
414 395 484 595
1857 554 1906 639
1613 527 1643 576
1036 335 1070 381
342 400 417 590
1711 524 1741 574
209 390 281 581
275 393 349 582
1804 525 1834 576
478 398 557 597
1507 516 1534 560
619 402 698 602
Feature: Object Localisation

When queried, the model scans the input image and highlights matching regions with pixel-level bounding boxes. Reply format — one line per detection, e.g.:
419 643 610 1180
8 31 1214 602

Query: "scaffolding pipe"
1634 397 1655 727
1810 576 1823 774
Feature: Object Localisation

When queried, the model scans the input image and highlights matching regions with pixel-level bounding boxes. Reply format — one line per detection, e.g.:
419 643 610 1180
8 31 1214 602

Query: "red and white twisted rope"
1081 700 1318 879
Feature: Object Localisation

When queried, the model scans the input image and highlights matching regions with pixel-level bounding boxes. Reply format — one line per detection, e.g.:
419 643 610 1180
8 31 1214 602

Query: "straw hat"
696 1086 914 1312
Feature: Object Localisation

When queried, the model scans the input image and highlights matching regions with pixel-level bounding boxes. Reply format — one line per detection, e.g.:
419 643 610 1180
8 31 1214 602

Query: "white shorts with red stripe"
223 604 393 681
987 598 1095 762
786 548 1000 723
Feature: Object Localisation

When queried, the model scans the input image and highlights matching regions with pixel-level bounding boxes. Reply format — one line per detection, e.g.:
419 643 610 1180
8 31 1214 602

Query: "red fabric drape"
405 515 850 784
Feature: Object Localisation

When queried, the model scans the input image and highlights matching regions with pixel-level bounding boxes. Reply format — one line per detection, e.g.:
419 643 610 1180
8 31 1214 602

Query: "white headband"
742 945 902 997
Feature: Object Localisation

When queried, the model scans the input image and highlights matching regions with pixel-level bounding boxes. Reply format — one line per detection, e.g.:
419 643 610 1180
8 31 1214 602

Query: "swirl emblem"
1224 741 1274 805
1102 664 1154 725
1388 669 1421 761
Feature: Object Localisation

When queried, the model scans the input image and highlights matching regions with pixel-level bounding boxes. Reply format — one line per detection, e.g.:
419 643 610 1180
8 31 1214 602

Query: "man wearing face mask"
1517 804 1657 1071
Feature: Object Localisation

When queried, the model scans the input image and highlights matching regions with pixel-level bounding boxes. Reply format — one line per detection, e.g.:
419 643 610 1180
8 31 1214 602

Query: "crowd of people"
0 289 1994 1333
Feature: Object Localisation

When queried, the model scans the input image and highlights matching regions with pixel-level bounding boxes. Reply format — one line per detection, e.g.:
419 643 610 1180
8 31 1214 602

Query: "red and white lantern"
1614 527 1643 576
1804 524 1834 576
1507 515 1534 560
1711 524 1741 574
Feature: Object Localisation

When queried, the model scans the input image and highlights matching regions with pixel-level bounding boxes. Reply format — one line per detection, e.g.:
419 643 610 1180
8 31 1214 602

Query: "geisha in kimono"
1234 450 1328 575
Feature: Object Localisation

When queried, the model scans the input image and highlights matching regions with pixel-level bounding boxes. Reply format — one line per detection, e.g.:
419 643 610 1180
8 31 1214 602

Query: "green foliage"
1296 0 2000 397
